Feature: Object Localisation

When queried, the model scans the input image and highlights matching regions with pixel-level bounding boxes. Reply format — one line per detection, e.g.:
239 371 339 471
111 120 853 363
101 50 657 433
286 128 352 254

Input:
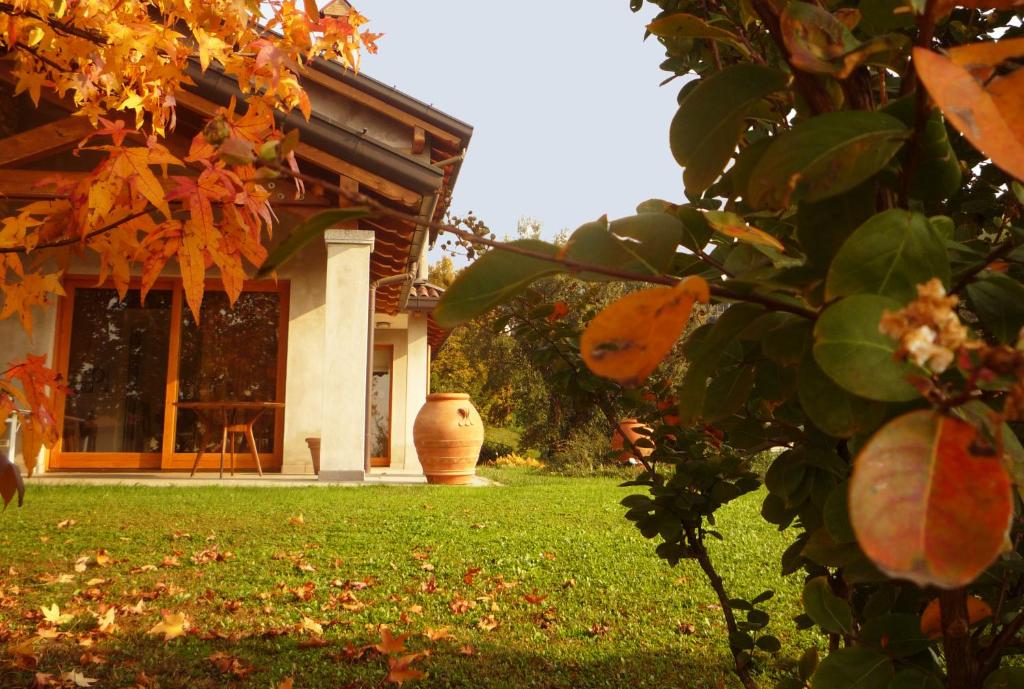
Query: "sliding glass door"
52 278 288 471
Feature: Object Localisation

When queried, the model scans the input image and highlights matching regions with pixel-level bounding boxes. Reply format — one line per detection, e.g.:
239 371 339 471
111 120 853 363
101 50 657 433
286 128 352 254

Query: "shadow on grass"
1 632 740 689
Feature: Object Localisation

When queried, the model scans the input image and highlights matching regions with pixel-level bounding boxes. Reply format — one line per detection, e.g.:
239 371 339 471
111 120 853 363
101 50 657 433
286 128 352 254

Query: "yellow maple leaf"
41 603 74 625
300 616 323 635
147 611 189 641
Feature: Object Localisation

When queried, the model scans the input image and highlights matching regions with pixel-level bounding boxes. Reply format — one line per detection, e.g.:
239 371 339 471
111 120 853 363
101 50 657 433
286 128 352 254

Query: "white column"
402 312 429 475
319 228 374 482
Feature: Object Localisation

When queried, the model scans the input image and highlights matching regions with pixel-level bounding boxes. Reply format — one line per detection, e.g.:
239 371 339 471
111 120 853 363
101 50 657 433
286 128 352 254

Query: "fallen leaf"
477 615 499 632
423 627 452 641
288 514 305 526
60 671 97 688
523 591 548 606
40 604 74 625
301 616 324 636
147 611 190 641
373 626 409 655
56 520 76 529
386 653 426 685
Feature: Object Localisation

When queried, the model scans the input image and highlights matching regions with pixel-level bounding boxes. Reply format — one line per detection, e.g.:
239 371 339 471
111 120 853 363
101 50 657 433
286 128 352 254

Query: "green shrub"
479 427 520 463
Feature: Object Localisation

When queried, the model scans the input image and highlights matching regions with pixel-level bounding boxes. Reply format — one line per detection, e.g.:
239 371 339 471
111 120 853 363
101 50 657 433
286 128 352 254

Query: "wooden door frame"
369 344 394 468
49 276 290 472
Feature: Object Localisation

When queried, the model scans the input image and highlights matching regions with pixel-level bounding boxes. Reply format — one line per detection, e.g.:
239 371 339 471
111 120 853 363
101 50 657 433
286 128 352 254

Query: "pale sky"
356 1 684 252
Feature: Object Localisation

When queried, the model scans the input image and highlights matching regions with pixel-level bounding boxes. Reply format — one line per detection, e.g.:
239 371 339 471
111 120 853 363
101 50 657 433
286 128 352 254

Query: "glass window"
62 289 172 453
369 346 392 461
174 291 281 453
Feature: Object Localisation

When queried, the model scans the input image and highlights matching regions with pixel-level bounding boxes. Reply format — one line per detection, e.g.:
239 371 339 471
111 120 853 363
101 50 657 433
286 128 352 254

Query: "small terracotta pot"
413 393 484 485
305 437 321 475
611 419 653 463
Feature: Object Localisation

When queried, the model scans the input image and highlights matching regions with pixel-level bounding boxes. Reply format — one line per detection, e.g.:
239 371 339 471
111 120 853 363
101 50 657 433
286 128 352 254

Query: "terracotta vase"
611 419 653 463
305 437 321 475
413 393 484 485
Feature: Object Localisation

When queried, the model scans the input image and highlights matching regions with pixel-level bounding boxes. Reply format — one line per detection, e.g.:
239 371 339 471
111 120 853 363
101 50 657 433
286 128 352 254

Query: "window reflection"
370 346 392 463
63 289 172 453
174 291 280 453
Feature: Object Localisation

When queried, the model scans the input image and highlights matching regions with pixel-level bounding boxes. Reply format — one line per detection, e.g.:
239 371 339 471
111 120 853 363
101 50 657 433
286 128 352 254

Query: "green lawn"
0 469 819 688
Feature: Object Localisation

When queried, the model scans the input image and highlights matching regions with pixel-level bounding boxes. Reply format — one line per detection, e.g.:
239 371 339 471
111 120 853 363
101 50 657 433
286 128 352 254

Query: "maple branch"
266 162 819 320
0 208 152 254
0 3 109 45
14 43 68 74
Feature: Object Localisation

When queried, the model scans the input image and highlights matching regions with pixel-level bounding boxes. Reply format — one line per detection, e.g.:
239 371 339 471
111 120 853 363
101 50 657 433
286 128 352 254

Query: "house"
0 42 472 481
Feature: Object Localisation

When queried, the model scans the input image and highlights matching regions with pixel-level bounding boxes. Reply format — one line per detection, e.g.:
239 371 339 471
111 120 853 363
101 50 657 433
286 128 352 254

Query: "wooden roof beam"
174 90 423 211
0 116 96 168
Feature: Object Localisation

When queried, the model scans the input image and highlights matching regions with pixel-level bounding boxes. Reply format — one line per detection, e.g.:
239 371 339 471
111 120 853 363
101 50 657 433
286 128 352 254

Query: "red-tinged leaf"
386 653 426 685
5 355 65 475
0 455 25 509
580 276 710 387
850 411 1013 588
373 627 408 655
914 46 1024 182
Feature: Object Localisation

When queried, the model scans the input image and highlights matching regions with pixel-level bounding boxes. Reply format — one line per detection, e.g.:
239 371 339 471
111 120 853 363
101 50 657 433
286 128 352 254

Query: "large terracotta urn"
413 393 484 485
611 419 653 464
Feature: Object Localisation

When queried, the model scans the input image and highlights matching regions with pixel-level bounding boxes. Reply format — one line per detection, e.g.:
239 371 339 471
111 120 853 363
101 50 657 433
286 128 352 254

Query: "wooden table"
174 402 285 478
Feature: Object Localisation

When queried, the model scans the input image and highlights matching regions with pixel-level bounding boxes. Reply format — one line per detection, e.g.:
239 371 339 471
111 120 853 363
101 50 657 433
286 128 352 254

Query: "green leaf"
823 482 856 544
763 316 813 366
888 669 942 689
676 207 714 253
257 207 372 278
859 614 932 658
825 210 950 303
748 111 909 210
703 364 757 421
798 356 884 438
677 304 766 426
799 647 819 682
434 240 561 328
813 294 924 402
670 64 789 195
802 576 854 635
810 647 894 689
966 273 1024 345
797 181 877 268
985 669 1024 689
858 0 914 35
563 214 681 280
883 97 961 206
647 13 750 54
756 635 782 652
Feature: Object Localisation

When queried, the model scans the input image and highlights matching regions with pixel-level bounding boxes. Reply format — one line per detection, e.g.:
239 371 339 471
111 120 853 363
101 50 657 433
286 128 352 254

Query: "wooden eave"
0 54 472 317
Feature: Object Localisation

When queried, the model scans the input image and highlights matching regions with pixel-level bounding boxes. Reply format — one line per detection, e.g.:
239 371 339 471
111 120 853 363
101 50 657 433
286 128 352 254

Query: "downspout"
366 272 416 474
